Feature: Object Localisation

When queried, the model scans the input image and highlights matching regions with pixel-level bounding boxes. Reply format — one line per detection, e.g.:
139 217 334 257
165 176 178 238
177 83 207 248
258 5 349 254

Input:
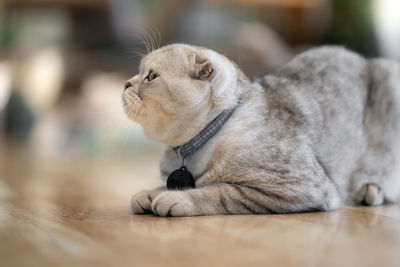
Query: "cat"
122 44 400 216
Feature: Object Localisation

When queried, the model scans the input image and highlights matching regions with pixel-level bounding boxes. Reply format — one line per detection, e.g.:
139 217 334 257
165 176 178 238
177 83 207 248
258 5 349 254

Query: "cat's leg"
131 186 167 214
354 183 384 206
151 182 337 217
350 60 400 204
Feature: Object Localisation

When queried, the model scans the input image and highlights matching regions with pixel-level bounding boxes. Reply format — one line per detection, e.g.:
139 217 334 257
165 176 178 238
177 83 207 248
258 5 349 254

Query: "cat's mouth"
122 90 145 122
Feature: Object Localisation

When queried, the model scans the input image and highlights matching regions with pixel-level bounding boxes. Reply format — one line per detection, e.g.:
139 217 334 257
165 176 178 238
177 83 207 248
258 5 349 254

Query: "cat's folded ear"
191 53 214 80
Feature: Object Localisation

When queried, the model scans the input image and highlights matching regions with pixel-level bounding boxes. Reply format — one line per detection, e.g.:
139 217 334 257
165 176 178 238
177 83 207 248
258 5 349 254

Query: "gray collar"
172 100 240 159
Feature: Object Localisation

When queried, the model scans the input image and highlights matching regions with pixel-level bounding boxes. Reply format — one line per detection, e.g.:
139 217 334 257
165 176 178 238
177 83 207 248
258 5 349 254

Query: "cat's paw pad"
131 190 160 214
355 183 384 206
151 191 194 217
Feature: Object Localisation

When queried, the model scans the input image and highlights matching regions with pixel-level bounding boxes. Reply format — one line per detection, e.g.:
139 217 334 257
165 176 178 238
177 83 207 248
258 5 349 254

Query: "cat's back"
285 46 366 73
260 46 369 131
271 46 368 95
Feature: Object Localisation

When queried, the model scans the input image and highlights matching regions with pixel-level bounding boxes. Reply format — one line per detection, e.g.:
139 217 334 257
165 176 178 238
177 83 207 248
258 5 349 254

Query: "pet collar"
167 98 241 190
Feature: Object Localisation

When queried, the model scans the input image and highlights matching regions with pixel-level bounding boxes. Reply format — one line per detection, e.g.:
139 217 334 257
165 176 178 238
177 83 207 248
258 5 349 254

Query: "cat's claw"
131 190 162 214
151 191 195 217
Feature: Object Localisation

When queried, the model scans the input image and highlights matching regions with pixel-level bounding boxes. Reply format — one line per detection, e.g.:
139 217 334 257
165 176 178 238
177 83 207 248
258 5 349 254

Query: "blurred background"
0 0 399 171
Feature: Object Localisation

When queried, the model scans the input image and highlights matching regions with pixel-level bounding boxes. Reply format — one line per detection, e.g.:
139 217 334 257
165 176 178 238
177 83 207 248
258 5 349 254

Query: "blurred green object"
323 0 378 56
4 91 35 140
0 12 15 50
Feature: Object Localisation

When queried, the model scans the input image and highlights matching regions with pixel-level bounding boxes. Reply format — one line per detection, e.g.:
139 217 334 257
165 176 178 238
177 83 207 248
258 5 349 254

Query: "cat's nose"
124 81 132 91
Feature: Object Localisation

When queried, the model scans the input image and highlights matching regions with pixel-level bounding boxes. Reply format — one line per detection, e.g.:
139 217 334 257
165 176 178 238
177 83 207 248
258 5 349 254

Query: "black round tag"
167 167 195 190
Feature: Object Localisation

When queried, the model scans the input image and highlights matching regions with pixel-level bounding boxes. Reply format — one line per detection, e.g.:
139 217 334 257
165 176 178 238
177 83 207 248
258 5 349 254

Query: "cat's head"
122 44 242 146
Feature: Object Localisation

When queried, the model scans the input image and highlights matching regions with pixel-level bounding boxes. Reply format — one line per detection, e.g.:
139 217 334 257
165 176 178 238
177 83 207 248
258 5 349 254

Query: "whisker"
141 28 153 54
149 25 161 50
119 117 135 152
148 25 157 51
131 24 162 60
139 104 144 122
132 101 139 120
127 105 135 120
157 27 162 49
148 27 156 52
135 47 147 58
128 49 145 60
134 25 148 54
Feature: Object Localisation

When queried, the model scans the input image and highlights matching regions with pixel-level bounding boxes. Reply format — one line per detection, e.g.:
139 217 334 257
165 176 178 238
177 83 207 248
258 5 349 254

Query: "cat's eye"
145 71 159 81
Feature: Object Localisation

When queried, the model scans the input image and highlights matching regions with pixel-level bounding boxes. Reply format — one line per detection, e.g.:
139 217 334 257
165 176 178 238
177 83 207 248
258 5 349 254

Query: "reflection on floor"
1 148 400 267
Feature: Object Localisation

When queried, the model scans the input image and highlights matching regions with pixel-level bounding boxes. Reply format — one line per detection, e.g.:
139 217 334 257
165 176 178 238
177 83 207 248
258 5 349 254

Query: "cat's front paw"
131 190 162 214
151 191 195 217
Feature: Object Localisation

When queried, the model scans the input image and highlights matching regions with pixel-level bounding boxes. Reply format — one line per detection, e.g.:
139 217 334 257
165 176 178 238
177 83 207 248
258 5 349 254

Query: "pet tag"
167 166 195 190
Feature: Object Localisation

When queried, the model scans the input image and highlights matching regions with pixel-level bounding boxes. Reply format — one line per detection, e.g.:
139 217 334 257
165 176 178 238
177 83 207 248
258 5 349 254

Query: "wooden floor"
1 148 400 267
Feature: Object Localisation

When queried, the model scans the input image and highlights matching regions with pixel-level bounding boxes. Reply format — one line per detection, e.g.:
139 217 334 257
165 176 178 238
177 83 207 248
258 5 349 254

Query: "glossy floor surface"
1 148 400 267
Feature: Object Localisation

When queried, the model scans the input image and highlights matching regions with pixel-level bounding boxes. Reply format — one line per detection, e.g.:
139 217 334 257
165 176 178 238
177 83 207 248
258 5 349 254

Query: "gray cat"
122 44 400 216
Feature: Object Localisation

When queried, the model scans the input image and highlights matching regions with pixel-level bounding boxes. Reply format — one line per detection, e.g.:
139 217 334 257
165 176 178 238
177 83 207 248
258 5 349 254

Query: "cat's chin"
122 96 145 123
142 128 163 144
141 124 183 147
123 107 144 124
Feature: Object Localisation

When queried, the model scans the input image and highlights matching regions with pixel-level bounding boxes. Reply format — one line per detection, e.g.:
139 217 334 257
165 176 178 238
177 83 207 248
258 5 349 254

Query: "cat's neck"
143 54 250 147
